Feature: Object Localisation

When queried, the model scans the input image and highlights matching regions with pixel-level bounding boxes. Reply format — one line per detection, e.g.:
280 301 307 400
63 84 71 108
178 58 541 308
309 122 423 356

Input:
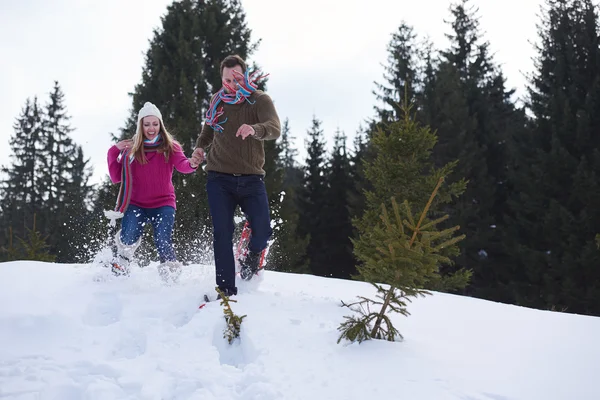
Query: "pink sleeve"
172 143 197 174
107 146 123 183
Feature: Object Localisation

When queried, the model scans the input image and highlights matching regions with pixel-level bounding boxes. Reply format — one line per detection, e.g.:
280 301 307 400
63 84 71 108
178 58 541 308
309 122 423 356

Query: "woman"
106 101 197 281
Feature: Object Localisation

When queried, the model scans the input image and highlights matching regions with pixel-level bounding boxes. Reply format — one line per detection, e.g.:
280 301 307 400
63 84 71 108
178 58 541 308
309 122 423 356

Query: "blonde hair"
130 117 177 164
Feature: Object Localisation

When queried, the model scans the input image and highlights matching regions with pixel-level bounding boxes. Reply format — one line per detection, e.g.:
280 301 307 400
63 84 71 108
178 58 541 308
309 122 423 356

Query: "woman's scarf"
205 69 268 132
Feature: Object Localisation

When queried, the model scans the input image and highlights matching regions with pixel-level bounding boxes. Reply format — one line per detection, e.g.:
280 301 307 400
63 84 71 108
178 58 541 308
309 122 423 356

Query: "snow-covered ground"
1 260 598 400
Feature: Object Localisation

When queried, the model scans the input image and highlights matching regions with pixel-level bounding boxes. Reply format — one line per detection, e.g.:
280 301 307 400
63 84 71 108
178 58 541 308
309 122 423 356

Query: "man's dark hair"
220 55 247 75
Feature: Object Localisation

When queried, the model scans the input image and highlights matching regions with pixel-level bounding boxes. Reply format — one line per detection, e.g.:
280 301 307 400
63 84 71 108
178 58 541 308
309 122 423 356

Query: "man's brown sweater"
195 90 281 176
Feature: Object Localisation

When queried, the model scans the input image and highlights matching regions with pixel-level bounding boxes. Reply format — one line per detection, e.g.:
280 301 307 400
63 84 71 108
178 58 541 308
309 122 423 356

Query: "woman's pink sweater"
107 143 196 210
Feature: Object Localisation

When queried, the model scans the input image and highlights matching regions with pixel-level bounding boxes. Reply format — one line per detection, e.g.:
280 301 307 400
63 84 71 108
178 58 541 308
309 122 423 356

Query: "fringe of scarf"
104 135 163 226
205 69 269 132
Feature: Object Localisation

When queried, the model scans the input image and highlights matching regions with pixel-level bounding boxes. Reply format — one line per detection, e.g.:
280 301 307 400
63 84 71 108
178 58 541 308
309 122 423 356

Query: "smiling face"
142 116 161 141
222 65 244 94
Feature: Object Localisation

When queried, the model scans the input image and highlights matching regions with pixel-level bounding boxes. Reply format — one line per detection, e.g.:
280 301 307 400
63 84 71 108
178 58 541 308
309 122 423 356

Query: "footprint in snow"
82 292 123 326
110 328 148 360
211 321 259 368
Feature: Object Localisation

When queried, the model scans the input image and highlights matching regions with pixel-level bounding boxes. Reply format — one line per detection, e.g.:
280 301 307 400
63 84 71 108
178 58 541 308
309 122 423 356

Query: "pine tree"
263 134 283 201
416 41 439 126
504 0 600 315
347 127 370 224
1 84 93 262
297 116 329 276
322 130 355 278
373 22 425 122
62 145 94 261
264 119 308 273
41 82 76 218
112 0 259 263
279 118 303 191
0 97 45 253
0 227 18 262
40 82 93 261
419 0 523 297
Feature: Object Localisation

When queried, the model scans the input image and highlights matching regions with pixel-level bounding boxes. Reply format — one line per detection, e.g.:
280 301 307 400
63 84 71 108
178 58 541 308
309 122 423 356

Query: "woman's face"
142 116 161 141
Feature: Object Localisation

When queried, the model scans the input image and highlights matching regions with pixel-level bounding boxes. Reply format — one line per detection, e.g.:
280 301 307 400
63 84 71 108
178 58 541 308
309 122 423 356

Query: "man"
191 55 281 298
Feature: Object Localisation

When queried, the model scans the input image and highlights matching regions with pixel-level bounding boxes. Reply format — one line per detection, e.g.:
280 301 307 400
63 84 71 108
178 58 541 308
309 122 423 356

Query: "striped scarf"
104 135 163 226
205 69 269 132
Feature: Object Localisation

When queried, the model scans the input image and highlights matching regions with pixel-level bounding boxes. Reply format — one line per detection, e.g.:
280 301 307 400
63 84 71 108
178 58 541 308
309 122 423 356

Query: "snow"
1 260 599 400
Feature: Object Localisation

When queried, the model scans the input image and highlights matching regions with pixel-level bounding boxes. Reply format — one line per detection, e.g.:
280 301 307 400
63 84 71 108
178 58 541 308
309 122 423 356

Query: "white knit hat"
137 102 163 124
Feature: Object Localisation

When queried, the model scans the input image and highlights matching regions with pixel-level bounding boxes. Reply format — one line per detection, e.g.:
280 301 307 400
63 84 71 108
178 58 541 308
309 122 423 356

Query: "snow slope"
0 261 598 400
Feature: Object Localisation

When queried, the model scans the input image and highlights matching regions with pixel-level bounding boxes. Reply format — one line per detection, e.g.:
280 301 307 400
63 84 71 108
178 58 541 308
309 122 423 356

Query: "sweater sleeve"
172 143 197 174
195 121 214 150
107 145 123 184
251 93 281 141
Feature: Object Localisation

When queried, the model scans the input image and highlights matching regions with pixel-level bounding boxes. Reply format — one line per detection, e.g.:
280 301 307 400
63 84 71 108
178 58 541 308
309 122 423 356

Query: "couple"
105 55 281 298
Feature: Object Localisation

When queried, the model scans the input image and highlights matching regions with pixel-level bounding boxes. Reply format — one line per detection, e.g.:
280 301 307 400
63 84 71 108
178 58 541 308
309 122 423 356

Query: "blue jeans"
206 171 272 292
120 205 176 263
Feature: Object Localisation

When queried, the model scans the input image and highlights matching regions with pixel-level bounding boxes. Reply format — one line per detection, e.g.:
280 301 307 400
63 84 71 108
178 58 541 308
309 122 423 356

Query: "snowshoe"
235 220 267 280
202 286 237 307
239 250 263 281
111 261 130 276
158 261 182 283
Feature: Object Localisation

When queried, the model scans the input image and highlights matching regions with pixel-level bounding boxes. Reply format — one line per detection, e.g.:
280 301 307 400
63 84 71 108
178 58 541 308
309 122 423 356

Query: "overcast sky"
0 0 543 185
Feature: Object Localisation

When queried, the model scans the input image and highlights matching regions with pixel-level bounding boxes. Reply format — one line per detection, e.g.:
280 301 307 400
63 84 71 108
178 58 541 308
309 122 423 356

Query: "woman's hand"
190 148 205 168
115 139 133 151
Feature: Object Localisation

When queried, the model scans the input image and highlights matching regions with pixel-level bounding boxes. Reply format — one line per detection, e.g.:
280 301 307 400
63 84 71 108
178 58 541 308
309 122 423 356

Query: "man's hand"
236 124 255 140
190 147 205 168
115 139 133 151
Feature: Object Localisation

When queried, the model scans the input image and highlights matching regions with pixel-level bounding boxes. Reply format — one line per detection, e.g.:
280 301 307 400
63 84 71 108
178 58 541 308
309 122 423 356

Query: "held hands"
236 124 255 140
190 147 205 168
189 124 254 168
115 139 133 151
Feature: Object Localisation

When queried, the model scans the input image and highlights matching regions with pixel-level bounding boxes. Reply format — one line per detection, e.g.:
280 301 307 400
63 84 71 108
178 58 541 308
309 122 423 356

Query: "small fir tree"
338 178 465 343
3 214 56 262
354 98 469 292
216 287 247 344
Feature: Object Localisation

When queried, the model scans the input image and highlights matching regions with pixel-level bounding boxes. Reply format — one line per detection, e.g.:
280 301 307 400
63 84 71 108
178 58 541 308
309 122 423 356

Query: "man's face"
222 65 244 93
